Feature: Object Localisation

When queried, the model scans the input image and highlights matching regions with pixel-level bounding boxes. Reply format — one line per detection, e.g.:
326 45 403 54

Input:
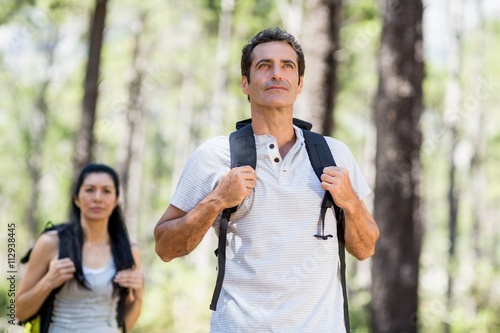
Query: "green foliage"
0 0 35 24
344 0 378 22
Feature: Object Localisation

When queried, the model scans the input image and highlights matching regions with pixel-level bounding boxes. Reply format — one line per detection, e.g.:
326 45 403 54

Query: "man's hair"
241 27 305 84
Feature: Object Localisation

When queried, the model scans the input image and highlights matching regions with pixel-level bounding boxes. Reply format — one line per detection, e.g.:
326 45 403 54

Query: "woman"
16 163 144 333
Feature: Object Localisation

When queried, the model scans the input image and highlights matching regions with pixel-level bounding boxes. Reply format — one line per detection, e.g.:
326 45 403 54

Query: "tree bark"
208 0 234 136
119 12 148 242
443 1 464 331
72 0 108 179
276 0 304 38
24 30 59 237
469 0 485 261
370 1 424 332
300 0 342 135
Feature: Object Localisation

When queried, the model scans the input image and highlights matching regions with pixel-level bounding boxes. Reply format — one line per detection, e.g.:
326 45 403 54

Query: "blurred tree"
0 0 34 24
72 0 108 180
301 0 343 135
370 1 424 333
119 10 149 242
208 0 235 136
23 26 60 238
469 0 486 262
444 1 463 332
276 0 304 37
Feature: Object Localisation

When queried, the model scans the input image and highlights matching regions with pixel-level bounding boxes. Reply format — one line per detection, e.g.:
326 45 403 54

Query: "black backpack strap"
303 129 337 240
230 123 257 169
23 224 71 333
43 225 72 333
211 120 351 332
302 129 350 332
210 123 256 311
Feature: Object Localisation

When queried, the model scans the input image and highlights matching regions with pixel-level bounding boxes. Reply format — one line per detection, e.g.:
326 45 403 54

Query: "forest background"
0 0 499 332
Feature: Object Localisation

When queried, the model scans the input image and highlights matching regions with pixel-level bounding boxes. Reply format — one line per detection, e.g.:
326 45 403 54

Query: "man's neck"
250 108 296 157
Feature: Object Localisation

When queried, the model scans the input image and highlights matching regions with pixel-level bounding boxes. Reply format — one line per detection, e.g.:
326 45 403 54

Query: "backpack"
209 118 351 332
20 223 69 333
19 223 127 333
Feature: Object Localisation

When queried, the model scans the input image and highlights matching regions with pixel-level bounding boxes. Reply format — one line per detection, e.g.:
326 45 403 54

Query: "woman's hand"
44 258 76 289
114 268 144 302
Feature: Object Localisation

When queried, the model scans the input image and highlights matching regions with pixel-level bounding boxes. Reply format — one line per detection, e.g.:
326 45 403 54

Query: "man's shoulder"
198 136 229 150
186 136 231 167
323 136 350 151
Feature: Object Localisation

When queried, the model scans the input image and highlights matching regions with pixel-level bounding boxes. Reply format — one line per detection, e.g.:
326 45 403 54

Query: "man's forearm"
154 195 225 262
343 200 379 260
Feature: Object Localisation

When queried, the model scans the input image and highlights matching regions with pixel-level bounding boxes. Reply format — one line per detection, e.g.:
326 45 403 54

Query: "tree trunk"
443 1 463 331
276 0 304 38
119 12 148 242
24 30 59 237
208 0 234 136
469 0 485 261
72 0 108 179
299 0 342 135
370 1 424 333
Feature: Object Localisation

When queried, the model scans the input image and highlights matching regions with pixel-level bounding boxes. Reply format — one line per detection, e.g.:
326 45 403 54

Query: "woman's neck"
81 218 110 245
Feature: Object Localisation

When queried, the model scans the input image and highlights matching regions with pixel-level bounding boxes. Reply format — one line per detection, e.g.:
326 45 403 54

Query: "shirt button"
274 158 280 163
269 144 275 149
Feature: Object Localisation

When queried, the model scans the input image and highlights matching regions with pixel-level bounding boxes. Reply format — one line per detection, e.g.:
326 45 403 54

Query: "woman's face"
74 172 118 223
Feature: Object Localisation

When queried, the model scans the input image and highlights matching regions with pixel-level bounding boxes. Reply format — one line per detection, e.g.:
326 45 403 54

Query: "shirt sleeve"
325 137 372 200
170 136 230 213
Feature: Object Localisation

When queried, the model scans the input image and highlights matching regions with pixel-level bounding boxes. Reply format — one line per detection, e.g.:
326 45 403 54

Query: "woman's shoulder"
21 230 60 267
34 230 60 253
129 243 142 268
31 223 72 256
37 223 72 247
130 243 141 256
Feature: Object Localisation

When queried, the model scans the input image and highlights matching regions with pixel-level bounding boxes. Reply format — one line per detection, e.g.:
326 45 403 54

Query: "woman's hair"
241 27 305 84
68 163 135 291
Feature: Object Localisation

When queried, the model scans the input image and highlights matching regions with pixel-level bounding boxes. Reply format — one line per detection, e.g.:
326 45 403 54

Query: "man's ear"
241 75 249 95
298 75 304 94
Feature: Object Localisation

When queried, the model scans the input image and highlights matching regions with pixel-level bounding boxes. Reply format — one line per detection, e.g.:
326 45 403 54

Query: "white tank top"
49 259 120 333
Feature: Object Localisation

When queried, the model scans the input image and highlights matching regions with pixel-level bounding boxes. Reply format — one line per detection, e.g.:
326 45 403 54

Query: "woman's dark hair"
241 27 305 84
68 163 134 329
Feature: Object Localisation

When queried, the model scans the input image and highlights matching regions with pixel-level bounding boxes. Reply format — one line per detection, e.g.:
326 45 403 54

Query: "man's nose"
271 65 282 80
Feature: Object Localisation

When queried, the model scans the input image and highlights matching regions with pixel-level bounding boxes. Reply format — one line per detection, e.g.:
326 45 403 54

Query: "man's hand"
320 166 357 209
213 166 257 209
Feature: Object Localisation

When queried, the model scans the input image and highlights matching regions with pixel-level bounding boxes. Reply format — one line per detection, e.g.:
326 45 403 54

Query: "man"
154 27 379 332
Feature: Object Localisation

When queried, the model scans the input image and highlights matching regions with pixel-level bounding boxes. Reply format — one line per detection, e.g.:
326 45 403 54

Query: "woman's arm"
114 245 144 331
15 232 76 321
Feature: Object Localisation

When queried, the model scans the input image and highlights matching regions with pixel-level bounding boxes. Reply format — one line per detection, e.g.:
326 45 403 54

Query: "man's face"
242 41 303 109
